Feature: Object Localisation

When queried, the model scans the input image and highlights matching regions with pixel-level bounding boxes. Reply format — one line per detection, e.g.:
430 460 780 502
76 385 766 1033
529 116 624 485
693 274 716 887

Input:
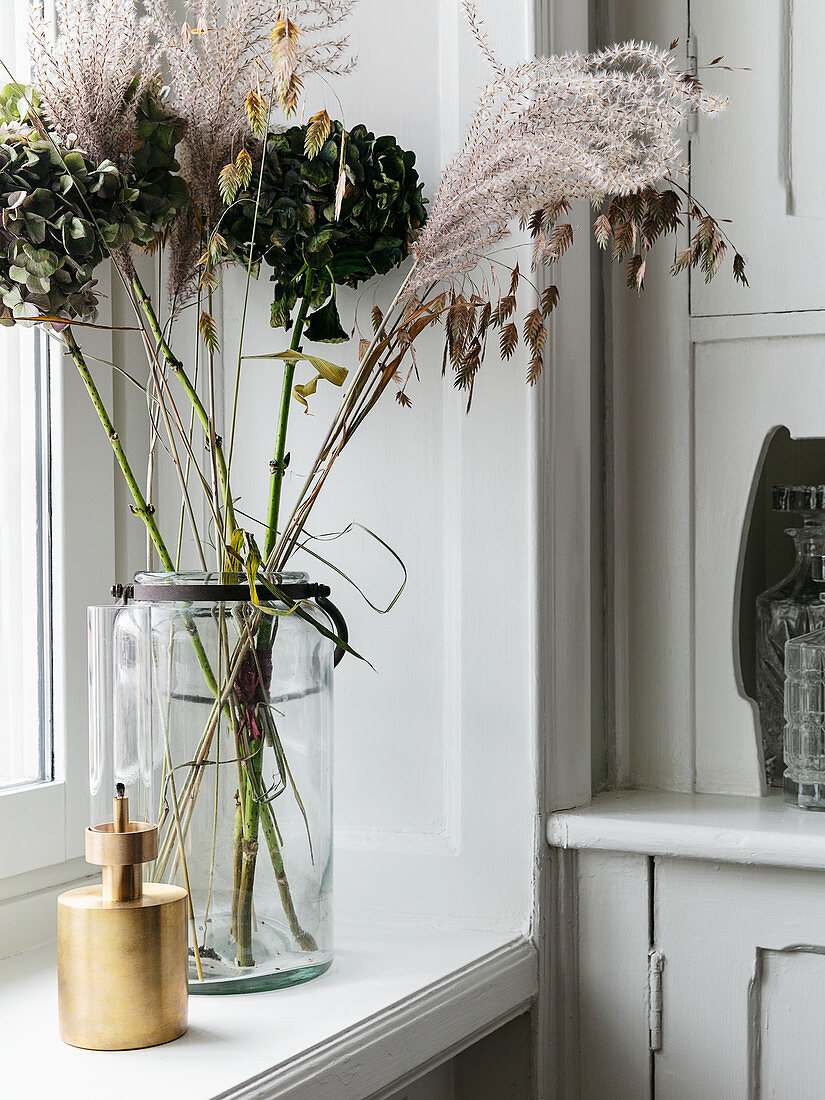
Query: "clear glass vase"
88 572 337 993
755 486 825 787
784 627 825 810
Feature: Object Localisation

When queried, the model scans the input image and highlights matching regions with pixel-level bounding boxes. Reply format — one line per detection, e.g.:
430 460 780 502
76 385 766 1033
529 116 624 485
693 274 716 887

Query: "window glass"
0 330 52 790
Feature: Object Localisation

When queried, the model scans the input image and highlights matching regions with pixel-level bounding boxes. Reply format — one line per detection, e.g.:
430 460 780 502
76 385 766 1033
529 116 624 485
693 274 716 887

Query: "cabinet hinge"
686 35 698 136
648 949 664 1052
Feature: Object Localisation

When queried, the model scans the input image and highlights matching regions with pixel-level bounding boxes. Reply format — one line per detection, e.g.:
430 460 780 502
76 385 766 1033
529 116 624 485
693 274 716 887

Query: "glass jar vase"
88 572 343 993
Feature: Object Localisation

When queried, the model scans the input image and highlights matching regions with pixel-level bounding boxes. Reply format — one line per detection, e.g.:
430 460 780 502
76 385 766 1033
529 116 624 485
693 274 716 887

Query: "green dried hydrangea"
221 121 427 341
0 85 188 327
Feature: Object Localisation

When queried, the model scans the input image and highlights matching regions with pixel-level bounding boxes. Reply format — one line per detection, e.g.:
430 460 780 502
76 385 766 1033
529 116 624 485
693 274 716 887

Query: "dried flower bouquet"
1 0 743 982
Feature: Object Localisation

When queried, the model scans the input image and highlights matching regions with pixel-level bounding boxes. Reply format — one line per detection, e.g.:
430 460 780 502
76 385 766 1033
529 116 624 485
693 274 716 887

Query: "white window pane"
0 328 52 790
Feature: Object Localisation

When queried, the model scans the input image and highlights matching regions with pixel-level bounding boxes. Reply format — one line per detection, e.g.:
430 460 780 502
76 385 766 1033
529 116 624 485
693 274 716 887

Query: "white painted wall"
223 0 538 933
604 0 825 795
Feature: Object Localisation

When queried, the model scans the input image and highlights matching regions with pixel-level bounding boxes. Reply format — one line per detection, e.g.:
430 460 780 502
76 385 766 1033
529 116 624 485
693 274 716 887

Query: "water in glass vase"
89 572 337 993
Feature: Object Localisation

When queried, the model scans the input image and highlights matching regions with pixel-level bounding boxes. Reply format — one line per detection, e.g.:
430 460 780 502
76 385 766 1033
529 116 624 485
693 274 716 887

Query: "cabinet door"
691 0 825 316
655 858 825 1098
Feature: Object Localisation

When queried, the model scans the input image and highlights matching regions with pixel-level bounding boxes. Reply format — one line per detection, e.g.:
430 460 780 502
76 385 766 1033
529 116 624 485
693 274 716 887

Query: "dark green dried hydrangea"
129 91 189 247
221 121 427 341
0 85 187 327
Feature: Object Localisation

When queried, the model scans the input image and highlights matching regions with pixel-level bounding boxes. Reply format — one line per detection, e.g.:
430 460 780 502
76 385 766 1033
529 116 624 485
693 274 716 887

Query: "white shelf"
547 790 825 871
0 923 536 1100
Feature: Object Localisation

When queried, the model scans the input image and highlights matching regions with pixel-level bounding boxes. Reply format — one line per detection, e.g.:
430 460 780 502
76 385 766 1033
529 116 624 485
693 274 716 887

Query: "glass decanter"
756 485 825 787
784 627 825 809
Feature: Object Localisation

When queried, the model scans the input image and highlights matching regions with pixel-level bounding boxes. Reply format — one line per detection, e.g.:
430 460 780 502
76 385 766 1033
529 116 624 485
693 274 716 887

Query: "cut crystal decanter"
755 485 825 788
784 627 825 810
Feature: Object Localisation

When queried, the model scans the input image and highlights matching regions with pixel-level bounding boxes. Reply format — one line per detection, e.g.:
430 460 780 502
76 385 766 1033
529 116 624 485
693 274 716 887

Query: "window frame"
0 287 116 891
0 0 117 897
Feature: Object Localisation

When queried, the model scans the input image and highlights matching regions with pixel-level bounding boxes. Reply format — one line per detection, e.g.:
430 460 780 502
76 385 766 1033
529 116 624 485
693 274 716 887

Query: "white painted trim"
0 859 93 960
691 310 825 343
216 938 537 1100
0 783 65 879
0 927 536 1100
547 789 825 871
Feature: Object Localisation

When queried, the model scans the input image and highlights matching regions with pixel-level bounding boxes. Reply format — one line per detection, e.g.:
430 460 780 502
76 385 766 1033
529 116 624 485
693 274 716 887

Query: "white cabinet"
549 793 825 1099
554 0 825 1095
655 859 825 1099
691 0 825 317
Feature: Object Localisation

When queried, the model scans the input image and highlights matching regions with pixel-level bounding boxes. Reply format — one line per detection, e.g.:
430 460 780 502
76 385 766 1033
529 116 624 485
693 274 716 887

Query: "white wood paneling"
577 850 651 1099
693 332 825 794
654 858 825 1099
548 789 825 872
788 1 825 220
691 0 825 316
0 929 536 1100
607 0 825 793
601 0 694 792
753 947 825 1096
225 0 538 932
385 1063 454 1100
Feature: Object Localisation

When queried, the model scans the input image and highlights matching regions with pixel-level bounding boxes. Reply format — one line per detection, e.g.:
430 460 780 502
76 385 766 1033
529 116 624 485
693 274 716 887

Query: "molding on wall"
691 310 825 343
214 937 538 1100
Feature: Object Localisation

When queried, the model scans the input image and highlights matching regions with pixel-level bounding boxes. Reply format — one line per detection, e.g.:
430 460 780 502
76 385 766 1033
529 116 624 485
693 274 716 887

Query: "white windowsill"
547 789 825 871
0 923 536 1100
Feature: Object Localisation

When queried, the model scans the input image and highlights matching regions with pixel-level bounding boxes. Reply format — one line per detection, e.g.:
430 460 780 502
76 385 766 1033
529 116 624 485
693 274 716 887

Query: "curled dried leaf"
235 148 253 189
523 307 546 354
246 83 267 137
626 253 646 292
541 285 560 316
527 353 544 386
305 109 331 159
593 213 612 248
199 309 220 355
499 321 518 359
218 162 240 206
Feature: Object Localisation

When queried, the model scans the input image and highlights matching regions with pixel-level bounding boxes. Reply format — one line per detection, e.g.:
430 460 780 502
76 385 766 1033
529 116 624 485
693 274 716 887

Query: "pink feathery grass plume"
412 13 726 289
29 0 159 166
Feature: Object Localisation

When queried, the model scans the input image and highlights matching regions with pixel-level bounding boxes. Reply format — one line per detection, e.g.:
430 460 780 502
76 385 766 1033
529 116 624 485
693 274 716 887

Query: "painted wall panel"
655 858 825 1099
693 333 825 795
577 850 651 1099
223 0 537 930
691 0 825 316
755 947 825 1097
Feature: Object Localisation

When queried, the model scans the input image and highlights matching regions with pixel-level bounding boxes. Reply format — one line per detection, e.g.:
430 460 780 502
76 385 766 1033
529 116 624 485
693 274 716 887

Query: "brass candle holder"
57 786 189 1050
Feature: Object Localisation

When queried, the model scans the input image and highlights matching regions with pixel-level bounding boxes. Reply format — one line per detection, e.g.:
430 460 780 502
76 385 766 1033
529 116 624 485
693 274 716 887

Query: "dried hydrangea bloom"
411 36 726 289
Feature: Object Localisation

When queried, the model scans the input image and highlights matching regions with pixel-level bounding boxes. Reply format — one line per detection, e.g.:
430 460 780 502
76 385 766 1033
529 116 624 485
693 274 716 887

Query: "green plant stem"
64 327 174 569
68 314 311 961
263 271 314 562
236 734 263 967
230 800 244 943
259 798 317 951
64 326 226 731
131 272 237 539
268 264 418 573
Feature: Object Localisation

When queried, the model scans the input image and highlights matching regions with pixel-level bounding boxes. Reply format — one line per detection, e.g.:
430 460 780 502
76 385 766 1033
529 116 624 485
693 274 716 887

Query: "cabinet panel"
577 851 651 1099
755 948 825 1096
693 334 825 796
655 858 825 1098
691 0 825 316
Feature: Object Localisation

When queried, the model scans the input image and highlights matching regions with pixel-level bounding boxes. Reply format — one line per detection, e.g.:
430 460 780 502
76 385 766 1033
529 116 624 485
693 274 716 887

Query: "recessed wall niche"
737 427 825 779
